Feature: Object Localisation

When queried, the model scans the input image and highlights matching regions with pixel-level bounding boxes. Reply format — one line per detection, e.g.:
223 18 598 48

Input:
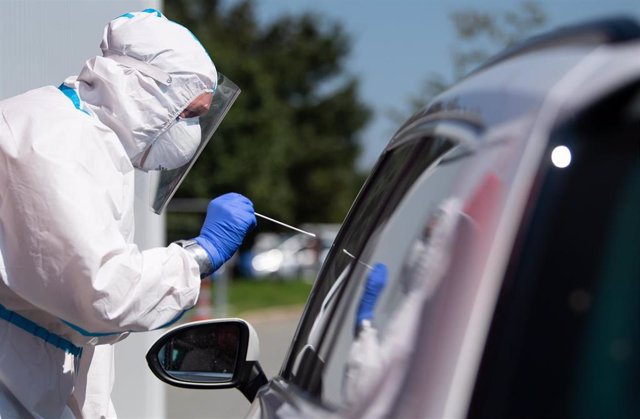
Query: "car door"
468 78 640 419
246 116 500 417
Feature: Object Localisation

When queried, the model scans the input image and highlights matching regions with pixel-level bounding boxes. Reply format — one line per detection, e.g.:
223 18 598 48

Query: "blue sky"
230 0 640 168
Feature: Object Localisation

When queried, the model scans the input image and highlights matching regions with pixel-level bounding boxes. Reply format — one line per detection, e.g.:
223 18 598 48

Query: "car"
146 17 640 419
246 228 339 280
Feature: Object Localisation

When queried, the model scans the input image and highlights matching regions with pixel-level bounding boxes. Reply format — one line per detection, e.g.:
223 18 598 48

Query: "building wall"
1 1 167 418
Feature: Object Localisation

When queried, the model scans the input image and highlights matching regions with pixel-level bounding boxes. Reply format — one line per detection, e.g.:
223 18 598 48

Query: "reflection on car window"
300 130 514 411
319 146 473 408
160 324 239 382
282 134 456 396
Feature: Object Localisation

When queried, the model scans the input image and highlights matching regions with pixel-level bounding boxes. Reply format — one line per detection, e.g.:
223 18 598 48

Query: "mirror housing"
146 318 268 401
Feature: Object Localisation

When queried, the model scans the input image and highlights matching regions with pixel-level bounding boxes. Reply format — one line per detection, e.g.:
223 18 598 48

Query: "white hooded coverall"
0 10 217 418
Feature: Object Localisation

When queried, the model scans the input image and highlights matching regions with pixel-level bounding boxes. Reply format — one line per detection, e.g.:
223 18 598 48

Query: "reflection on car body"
148 17 640 419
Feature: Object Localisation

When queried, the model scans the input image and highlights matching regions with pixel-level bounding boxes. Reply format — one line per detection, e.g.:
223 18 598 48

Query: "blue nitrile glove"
194 193 257 272
355 263 388 330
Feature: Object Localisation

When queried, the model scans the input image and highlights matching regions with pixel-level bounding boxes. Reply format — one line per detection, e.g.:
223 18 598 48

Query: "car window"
282 134 456 393
317 148 470 407
469 82 640 418
316 136 518 410
280 119 531 412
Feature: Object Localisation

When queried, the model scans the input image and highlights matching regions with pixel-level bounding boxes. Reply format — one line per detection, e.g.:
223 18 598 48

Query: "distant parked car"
147 18 640 419
245 228 338 280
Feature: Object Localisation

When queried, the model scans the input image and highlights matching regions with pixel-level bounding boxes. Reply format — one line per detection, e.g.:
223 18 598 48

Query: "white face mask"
136 118 202 171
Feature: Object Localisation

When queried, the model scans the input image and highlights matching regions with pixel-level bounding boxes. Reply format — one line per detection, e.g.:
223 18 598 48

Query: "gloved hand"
194 193 257 272
355 263 388 330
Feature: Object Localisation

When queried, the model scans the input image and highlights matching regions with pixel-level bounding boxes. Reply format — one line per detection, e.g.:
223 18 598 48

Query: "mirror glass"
156 323 241 383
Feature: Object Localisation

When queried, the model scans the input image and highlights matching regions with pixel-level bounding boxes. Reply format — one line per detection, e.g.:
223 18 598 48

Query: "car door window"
282 134 456 393
317 151 468 406
307 135 517 411
316 140 504 408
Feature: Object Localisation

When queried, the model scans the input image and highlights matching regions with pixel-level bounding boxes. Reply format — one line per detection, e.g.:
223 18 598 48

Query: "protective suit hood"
76 9 217 165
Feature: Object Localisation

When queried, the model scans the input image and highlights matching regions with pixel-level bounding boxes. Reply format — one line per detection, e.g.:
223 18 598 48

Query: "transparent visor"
146 73 240 214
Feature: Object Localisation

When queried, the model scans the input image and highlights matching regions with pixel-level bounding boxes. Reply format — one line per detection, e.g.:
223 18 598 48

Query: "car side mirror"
146 318 268 401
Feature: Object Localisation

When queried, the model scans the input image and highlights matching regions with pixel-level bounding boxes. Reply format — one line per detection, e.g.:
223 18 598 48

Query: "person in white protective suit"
0 9 256 419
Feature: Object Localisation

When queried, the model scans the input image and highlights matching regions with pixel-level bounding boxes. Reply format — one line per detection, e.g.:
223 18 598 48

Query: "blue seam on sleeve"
61 320 123 337
157 310 188 330
117 12 135 19
61 307 191 337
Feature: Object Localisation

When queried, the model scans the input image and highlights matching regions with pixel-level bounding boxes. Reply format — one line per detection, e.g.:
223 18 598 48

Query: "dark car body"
150 18 640 418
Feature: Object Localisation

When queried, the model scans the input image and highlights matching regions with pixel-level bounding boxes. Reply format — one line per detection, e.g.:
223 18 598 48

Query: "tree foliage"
451 0 546 78
392 1 546 122
164 0 371 228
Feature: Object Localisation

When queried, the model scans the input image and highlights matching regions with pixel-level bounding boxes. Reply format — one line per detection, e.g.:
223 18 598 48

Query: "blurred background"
1 0 639 417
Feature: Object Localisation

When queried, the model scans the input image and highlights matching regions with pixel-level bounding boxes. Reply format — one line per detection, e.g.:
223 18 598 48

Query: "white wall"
1 1 167 418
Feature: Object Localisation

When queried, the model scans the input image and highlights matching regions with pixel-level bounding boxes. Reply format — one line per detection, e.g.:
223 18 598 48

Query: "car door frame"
247 114 484 418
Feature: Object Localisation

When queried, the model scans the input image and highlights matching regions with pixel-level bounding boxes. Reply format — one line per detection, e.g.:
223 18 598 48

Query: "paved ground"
165 306 303 419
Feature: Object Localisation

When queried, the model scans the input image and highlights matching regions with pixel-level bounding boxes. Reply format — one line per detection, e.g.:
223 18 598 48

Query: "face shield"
145 73 240 214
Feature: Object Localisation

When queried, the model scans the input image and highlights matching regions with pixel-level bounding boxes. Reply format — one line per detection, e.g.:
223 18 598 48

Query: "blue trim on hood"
118 9 161 19
142 8 162 17
58 84 90 116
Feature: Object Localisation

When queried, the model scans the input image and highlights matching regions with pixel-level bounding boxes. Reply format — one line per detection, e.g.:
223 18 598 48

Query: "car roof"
388 17 640 150
472 16 640 75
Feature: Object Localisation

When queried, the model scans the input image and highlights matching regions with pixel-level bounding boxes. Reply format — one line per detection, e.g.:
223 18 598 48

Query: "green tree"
393 1 546 121
164 0 371 235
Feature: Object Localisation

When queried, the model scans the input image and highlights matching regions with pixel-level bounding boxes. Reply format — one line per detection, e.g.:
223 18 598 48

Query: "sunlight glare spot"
551 145 572 168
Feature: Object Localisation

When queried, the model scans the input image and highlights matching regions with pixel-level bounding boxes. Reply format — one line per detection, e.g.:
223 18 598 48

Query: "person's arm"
0 121 253 335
